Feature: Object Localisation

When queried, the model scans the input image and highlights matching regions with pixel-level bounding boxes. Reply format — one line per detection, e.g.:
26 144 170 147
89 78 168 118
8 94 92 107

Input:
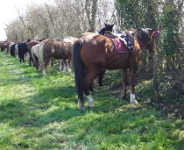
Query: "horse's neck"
103 31 119 39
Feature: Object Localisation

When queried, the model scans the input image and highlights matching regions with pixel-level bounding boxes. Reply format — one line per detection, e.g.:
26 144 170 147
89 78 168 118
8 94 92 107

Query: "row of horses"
0 24 160 110
0 38 75 74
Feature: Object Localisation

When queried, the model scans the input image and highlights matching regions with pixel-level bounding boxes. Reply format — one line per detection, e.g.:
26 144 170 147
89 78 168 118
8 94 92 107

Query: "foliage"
5 0 115 41
116 0 184 100
161 2 181 56
115 0 160 28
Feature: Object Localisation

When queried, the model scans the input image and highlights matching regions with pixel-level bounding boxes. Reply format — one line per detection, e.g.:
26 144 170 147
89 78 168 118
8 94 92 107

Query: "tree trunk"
85 0 98 32
152 40 159 101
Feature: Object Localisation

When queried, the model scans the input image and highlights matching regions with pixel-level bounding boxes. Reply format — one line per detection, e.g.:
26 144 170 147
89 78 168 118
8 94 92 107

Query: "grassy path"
0 52 183 150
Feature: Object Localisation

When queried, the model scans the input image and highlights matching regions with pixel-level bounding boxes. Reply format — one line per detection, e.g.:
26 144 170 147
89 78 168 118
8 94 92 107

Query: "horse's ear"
104 23 107 27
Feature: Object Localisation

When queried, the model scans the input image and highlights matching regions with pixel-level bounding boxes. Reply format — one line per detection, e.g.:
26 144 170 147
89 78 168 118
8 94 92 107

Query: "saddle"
104 31 134 53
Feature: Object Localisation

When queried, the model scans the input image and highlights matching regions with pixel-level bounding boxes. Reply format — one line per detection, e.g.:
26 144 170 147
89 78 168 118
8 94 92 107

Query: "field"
0 52 183 150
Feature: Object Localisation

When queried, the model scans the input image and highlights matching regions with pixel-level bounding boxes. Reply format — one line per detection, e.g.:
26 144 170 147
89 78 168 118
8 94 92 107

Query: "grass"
0 52 183 150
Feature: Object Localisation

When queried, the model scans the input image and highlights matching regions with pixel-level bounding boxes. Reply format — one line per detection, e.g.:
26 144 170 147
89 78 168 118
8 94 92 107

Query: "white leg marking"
87 95 94 107
63 65 66 72
65 64 68 72
59 63 62 71
78 99 84 110
78 100 82 109
42 69 46 75
130 93 139 104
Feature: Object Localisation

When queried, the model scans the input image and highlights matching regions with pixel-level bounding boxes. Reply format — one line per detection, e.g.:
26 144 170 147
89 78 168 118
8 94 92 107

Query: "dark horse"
99 23 114 35
73 28 160 110
17 39 30 63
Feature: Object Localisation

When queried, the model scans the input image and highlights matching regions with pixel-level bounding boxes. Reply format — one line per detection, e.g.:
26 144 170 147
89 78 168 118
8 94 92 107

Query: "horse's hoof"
42 72 47 75
130 100 139 105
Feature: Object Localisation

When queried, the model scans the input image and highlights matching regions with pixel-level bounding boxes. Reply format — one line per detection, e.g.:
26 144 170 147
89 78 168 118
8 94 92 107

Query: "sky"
0 0 54 40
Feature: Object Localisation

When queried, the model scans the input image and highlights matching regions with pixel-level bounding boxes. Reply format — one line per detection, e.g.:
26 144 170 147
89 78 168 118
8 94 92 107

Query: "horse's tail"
73 39 85 100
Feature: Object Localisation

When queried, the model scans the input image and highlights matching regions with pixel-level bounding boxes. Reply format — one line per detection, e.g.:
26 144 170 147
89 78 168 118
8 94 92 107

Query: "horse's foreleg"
64 59 68 72
67 59 72 72
22 55 25 63
61 60 65 71
129 69 138 104
65 59 70 72
121 69 128 99
50 58 54 67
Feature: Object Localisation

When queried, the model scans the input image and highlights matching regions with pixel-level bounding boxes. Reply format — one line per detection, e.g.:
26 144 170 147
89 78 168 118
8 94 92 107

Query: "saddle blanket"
111 32 134 53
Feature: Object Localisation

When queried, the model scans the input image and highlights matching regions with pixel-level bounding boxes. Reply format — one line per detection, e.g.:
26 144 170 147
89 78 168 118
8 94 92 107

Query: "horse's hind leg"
59 59 63 71
85 68 99 108
78 90 85 111
60 60 65 71
41 56 50 75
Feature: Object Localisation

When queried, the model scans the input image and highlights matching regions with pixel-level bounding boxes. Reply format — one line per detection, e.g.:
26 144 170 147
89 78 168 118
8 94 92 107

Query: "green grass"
0 52 183 150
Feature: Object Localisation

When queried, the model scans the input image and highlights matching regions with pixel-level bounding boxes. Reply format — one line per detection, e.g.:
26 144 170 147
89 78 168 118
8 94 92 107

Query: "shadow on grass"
0 86 85 128
0 99 26 123
61 105 184 150
0 75 42 89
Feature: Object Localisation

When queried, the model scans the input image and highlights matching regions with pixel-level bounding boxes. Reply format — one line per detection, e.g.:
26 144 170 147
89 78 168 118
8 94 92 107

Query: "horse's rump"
43 39 73 60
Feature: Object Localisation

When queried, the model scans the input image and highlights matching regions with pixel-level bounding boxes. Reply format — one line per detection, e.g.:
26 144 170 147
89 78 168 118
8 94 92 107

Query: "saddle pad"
112 38 128 53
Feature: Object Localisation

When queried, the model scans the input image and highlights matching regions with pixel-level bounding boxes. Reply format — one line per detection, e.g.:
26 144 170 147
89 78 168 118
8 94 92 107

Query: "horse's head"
99 23 114 35
104 23 114 31
136 28 160 53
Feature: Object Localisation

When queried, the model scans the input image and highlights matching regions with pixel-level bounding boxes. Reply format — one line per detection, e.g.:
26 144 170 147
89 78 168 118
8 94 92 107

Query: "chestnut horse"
31 39 75 74
0 41 10 52
73 28 160 110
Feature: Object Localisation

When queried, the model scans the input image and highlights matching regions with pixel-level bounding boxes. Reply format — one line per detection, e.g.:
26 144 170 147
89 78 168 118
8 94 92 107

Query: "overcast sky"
0 0 54 40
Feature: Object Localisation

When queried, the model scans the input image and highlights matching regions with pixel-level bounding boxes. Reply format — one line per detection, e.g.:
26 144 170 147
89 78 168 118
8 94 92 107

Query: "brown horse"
0 41 10 52
36 39 75 74
73 28 160 110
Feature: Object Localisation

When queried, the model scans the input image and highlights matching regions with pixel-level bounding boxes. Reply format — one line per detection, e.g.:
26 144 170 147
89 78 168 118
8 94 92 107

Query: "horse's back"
80 34 113 67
